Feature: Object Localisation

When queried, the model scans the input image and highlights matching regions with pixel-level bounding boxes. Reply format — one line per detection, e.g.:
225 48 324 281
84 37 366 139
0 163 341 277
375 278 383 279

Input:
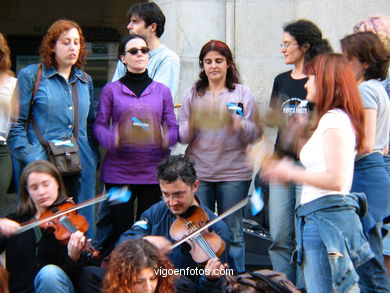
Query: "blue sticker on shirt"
226 102 244 117
132 117 150 131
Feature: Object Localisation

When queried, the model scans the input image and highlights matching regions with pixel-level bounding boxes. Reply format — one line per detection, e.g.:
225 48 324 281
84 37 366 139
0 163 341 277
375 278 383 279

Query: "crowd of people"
0 1 389 292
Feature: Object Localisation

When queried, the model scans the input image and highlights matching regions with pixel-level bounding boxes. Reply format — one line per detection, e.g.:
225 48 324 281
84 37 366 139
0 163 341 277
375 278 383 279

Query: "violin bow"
16 186 130 234
171 197 249 250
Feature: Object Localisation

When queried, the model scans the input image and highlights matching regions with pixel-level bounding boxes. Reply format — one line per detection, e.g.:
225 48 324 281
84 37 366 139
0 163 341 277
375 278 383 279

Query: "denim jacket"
296 193 374 293
8 63 98 237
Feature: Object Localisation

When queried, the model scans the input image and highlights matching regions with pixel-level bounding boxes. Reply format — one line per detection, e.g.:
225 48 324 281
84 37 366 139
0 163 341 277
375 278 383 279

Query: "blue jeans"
268 182 302 286
351 153 390 292
303 219 360 293
196 180 251 273
356 225 390 293
302 219 332 293
34 265 75 293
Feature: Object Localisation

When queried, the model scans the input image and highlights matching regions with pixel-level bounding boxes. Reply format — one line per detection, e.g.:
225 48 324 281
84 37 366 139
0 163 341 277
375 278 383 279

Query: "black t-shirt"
269 70 309 159
270 70 308 113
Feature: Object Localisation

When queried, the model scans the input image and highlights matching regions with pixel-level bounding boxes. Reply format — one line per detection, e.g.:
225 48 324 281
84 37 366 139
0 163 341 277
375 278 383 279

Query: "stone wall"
157 0 390 111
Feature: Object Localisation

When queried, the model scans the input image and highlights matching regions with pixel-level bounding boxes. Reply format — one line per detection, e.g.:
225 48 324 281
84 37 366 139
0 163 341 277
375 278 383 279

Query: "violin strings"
187 222 217 259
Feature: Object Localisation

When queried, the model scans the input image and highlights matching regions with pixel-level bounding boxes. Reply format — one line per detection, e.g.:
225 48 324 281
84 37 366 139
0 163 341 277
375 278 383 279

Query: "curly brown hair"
102 239 176 293
39 19 87 69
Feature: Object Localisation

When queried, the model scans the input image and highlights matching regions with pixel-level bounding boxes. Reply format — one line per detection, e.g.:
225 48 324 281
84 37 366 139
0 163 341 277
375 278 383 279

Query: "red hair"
0 33 12 73
196 40 241 95
39 19 87 69
304 53 365 153
102 239 176 293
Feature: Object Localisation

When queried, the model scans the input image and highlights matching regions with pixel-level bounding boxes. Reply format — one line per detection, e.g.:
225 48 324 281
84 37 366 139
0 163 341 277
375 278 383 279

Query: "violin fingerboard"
59 216 78 233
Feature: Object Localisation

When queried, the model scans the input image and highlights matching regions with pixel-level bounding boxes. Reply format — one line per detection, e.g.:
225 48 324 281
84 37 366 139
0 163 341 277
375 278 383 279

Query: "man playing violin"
0 160 90 293
80 155 231 292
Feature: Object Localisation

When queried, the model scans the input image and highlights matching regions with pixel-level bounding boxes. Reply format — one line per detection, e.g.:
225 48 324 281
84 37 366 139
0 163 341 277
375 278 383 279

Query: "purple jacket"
94 80 178 184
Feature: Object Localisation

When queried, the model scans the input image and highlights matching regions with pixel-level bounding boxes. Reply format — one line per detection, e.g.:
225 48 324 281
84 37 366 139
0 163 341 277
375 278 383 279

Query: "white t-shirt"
299 109 356 204
0 76 17 140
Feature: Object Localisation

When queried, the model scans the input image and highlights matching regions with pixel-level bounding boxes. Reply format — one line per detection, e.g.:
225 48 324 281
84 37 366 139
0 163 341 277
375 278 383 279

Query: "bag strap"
71 82 79 139
31 64 80 145
30 64 46 146
247 272 293 293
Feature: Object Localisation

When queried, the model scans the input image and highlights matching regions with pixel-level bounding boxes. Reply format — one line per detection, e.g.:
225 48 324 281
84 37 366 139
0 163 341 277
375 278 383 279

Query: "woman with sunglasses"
93 34 178 258
266 19 332 287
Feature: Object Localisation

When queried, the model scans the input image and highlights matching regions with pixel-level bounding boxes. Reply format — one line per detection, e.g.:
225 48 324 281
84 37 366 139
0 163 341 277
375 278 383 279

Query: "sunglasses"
126 47 150 55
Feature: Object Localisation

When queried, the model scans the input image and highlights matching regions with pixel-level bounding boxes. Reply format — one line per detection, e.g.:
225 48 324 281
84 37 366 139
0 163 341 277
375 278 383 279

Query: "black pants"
95 184 161 258
0 145 12 203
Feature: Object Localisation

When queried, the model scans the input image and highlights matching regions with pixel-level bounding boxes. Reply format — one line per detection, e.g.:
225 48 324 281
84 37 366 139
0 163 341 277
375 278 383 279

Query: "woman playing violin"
0 160 88 293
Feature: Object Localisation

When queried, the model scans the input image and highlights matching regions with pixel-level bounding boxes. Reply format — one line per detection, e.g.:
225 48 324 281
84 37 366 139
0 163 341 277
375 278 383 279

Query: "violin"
169 206 225 264
39 200 100 259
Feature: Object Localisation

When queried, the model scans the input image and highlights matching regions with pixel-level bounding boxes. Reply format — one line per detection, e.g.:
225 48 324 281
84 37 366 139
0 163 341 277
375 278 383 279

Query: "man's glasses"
126 47 150 55
160 194 185 201
280 42 299 50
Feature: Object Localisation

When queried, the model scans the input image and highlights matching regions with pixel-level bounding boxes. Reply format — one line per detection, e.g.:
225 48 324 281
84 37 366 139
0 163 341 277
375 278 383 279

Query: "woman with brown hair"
341 31 390 292
0 33 18 205
0 160 87 293
263 53 372 292
7 20 98 239
102 239 175 293
178 40 261 273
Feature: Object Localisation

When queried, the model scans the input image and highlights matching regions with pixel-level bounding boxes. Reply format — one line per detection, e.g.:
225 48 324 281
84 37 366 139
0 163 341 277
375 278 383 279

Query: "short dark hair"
195 40 241 95
340 31 390 81
283 19 333 63
128 1 165 38
117 34 147 60
157 155 197 186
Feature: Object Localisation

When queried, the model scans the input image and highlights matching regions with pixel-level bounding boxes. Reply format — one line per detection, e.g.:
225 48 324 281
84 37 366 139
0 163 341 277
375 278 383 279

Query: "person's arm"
7 65 46 164
84 75 100 165
269 76 280 110
178 87 197 144
93 84 117 152
111 61 126 82
361 109 377 154
358 82 380 154
67 231 87 263
263 127 349 191
161 86 179 148
0 218 21 238
10 78 19 122
197 258 227 292
152 58 180 98
233 86 262 144
116 209 153 245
